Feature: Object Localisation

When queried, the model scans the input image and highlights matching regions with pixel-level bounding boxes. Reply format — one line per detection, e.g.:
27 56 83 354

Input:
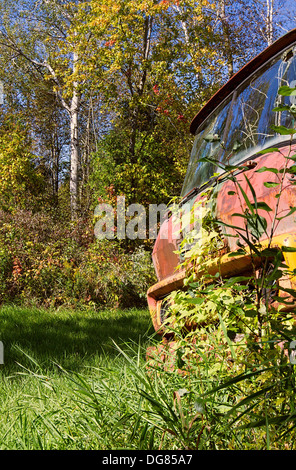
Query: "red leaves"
153 82 187 123
12 258 22 280
153 84 160 95
155 105 187 123
155 106 168 115
105 39 116 47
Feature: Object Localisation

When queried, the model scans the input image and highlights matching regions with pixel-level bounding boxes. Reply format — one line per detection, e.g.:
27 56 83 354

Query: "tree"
0 0 84 219
31 86 69 206
0 116 45 211
72 0 225 208
207 0 296 82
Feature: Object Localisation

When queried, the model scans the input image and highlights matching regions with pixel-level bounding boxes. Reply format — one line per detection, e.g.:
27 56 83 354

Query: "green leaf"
271 125 296 135
263 182 279 188
183 297 204 305
203 367 274 396
244 174 258 209
256 166 279 174
197 156 219 164
230 403 258 426
114 413 135 429
245 308 257 317
226 385 274 416
276 207 296 220
227 249 247 257
257 148 280 155
217 220 244 231
194 399 205 414
281 245 296 252
252 201 272 212
287 165 296 174
236 232 261 255
267 269 283 281
236 181 255 215
238 414 296 430
260 248 280 257
272 296 295 305
278 85 296 96
278 285 296 296
272 105 291 112
224 276 251 286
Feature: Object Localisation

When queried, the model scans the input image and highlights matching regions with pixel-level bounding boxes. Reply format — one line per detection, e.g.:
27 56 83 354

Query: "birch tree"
0 0 82 218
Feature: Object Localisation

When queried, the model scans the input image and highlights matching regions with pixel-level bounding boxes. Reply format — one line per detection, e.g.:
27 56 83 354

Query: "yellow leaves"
99 0 121 15
63 260 72 270
89 16 109 29
0 119 42 211
275 397 285 407
138 1 152 12
193 14 204 22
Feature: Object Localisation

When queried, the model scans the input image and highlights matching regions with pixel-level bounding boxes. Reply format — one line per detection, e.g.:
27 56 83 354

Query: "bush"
0 245 13 301
0 209 156 309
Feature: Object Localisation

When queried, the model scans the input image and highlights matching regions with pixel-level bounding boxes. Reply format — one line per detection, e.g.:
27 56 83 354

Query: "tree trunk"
266 0 274 46
79 105 91 211
218 0 234 78
52 144 59 205
70 51 80 220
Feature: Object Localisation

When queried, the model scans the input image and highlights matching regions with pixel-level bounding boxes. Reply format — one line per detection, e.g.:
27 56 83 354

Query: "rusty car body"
147 28 296 336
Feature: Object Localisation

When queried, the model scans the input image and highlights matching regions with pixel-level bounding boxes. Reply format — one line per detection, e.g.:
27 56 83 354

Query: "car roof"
190 28 296 135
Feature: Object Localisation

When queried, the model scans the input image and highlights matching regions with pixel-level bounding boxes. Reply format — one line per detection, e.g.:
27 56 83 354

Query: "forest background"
0 0 295 310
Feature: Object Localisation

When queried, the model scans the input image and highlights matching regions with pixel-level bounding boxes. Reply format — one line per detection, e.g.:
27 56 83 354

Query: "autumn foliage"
0 0 291 308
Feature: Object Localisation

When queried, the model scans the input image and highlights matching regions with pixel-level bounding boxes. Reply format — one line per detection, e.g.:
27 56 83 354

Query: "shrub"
0 209 155 309
0 245 12 301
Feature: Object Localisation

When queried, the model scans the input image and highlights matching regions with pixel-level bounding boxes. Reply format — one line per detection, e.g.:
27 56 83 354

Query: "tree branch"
0 29 71 114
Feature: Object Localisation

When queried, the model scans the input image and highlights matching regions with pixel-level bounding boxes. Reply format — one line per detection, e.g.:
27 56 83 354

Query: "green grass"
0 304 289 450
0 304 237 451
0 304 161 450
0 304 154 372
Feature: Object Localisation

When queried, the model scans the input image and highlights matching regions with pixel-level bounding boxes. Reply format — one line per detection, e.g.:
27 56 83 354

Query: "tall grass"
0 304 233 450
0 305 294 450
0 304 153 372
0 304 156 449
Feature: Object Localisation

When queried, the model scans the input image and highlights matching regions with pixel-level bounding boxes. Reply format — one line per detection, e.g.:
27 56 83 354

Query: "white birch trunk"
70 51 79 219
266 0 274 46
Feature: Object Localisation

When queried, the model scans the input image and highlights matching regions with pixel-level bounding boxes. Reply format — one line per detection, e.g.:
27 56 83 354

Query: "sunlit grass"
0 304 158 449
0 304 291 450
0 304 154 372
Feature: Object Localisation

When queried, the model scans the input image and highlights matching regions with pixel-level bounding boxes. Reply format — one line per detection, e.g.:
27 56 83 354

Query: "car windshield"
181 46 296 198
